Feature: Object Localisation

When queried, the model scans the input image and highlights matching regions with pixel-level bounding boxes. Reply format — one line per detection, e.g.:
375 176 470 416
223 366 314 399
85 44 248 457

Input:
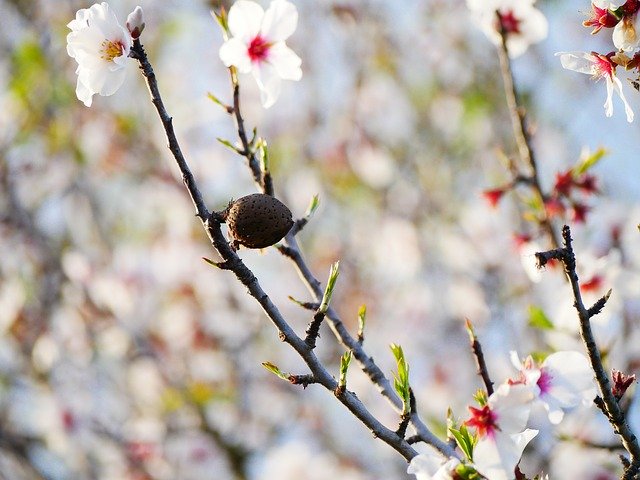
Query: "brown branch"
229 69 273 196
466 320 494 396
131 40 420 462
536 225 640 475
495 13 560 250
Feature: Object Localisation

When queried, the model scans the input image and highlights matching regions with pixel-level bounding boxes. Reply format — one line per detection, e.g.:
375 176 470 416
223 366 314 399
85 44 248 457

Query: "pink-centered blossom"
465 384 537 480
557 51 634 122
511 351 597 424
219 0 302 108
67 3 135 107
467 0 548 58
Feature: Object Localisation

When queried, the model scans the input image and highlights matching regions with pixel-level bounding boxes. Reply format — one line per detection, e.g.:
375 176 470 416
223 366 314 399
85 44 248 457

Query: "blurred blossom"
407 445 459 480
219 0 302 108
467 0 548 58
557 51 634 122
510 351 597 424
66 3 133 107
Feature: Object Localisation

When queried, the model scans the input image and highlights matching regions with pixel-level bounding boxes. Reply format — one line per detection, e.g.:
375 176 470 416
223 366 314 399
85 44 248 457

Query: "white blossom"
407 445 460 480
557 51 634 122
66 2 133 107
466 384 537 480
511 351 597 424
219 0 302 108
467 0 548 58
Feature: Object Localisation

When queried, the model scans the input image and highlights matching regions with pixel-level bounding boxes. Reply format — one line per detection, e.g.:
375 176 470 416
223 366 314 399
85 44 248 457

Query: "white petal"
611 74 635 122
556 52 596 75
604 77 614 117
267 42 302 80
474 430 538 480
228 0 264 42
261 0 298 41
252 63 282 108
219 38 252 72
613 14 640 52
489 384 534 433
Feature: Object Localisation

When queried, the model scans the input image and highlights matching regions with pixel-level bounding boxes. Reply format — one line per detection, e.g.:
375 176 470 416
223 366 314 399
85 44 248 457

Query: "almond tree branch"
536 225 640 478
495 14 560 249
130 39 420 462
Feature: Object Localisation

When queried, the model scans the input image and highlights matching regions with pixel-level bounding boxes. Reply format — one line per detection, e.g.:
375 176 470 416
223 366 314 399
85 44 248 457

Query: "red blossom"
583 4 620 34
571 202 591 223
544 198 566 217
554 170 574 196
512 233 532 249
620 0 640 17
612 369 636 400
581 274 603 293
575 174 599 194
483 188 506 208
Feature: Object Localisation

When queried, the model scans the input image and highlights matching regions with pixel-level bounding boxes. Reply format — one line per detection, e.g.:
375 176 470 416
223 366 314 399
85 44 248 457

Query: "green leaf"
472 389 487 406
449 424 475 461
339 350 352 388
257 138 270 173
357 304 366 337
217 137 240 153
319 261 340 313
305 194 320 219
262 362 289 381
573 147 607 175
206 92 230 111
390 344 411 414
528 305 554 330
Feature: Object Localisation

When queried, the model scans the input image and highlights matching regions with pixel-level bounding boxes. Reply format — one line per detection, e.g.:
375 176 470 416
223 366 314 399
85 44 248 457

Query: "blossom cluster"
558 0 640 122
408 351 596 480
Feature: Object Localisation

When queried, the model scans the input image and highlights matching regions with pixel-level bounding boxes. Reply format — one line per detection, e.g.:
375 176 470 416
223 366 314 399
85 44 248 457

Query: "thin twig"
466 320 494 396
495 13 560 249
229 69 273 196
536 225 640 475
131 40 420 462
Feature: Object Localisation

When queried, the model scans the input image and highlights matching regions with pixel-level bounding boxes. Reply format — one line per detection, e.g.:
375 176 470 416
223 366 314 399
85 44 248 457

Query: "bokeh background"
1 0 640 478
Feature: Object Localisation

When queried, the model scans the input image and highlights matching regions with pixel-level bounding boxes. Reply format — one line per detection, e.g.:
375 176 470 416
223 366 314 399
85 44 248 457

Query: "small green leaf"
357 304 366 338
305 194 320 219
339 350 352 388
528 305 554 330
257 138 270 173
390 344 411 414
207 92 230 111
319 261 340 313
262 362 289 381
212 8 230 37
449 424 475 461
472 389 487 406
573 147 607 175
217 137 241 153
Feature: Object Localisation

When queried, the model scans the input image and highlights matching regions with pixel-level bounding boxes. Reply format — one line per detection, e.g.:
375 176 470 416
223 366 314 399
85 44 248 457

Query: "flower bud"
127 6 145 39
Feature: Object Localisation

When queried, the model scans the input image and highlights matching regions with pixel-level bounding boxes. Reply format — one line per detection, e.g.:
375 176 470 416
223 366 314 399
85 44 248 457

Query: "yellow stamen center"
101 39 124 62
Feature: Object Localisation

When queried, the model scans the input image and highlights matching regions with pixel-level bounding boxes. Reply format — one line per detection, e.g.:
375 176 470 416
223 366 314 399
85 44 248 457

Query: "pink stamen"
248 36 270 62
537 368 553 395
466 405 499 438
498 10 521 34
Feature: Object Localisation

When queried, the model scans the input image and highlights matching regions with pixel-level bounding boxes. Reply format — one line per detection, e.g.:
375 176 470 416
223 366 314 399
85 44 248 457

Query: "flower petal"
219 37 252 72
228 0 264 42
252 62 282 108
474 429 538 480
267 42 302 80
261 0 298 41
556 52 595 75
